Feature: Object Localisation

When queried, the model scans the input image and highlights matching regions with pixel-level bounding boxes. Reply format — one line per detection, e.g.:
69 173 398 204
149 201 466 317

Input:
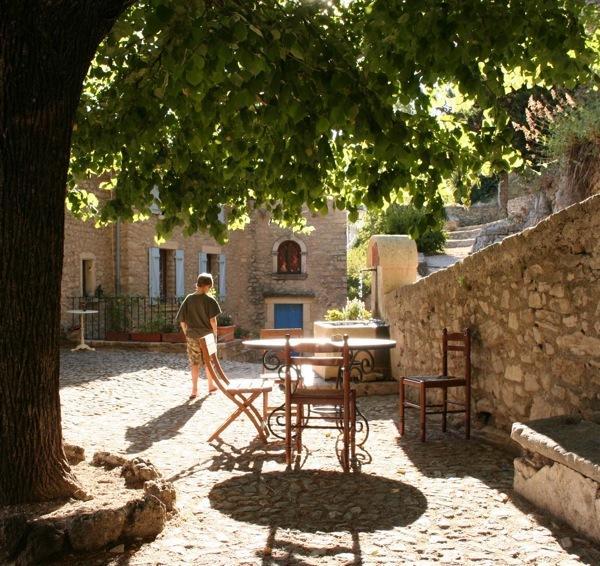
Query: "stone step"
446 226 483 239
445 237 476 248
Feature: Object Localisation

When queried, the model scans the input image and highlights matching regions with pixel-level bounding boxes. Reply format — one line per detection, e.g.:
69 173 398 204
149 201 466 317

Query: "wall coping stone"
511 416 600 483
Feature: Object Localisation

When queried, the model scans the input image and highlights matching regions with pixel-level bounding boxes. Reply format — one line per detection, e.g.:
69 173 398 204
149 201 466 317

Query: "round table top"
243 337 396 350
67 309 99 315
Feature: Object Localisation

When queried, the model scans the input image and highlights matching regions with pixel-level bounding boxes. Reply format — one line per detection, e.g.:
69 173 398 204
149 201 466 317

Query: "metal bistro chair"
283 334 356 472
399 328 471 442
200 334 272 443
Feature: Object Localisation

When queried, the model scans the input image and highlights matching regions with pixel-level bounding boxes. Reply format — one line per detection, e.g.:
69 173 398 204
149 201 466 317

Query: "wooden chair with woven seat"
283 334 356 472
399 328 471 442
200 333 272 443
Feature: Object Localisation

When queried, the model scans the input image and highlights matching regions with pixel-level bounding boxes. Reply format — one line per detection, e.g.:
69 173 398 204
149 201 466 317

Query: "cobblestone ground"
60 349 600 565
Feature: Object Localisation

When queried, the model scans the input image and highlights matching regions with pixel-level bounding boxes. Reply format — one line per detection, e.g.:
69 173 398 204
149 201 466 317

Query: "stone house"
60 195 348 337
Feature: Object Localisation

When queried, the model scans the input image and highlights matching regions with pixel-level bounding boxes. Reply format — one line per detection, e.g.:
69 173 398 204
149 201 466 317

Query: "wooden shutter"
175 249 185 298
148 247 160 299
218 254 227 298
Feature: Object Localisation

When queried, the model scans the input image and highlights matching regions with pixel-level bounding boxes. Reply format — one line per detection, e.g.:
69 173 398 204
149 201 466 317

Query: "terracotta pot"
105 330 130 342
130 332 162 342
161 332 186 343
217 325 235 342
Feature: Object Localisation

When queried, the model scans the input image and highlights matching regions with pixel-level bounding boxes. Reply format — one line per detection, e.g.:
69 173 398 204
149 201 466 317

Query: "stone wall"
385 194 600 432
62 189 347 336
445 202 499 227
226 205 347 335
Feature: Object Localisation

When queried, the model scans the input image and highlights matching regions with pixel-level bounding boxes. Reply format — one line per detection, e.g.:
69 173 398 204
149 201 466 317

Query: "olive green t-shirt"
175 292 222 338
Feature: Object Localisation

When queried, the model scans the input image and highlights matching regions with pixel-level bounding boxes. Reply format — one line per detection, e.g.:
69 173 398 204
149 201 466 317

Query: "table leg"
71 313 95 351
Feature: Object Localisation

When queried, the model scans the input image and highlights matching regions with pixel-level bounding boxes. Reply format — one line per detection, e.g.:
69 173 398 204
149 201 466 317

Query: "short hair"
196 272 214 287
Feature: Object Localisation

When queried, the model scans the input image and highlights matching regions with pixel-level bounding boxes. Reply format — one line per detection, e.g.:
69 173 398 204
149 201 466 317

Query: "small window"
82 259 95 297
277 241 301 274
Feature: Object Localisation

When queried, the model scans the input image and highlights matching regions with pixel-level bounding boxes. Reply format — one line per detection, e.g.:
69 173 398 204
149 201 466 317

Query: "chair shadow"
207 438 287 472
209 469 427 534
259 525 362 566
124 396 208 454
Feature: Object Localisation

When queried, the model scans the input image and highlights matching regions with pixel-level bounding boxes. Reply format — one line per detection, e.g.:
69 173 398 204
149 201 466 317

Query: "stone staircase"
422 222 489 276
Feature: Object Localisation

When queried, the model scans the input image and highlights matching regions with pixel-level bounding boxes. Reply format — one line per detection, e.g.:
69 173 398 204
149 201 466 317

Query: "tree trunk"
0 1 130 504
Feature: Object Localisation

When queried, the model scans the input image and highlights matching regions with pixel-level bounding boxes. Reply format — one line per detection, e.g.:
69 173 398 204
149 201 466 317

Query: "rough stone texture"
511 416 600 483
64 442 85 464
385 194 600 433
445 202 499 226
56 348 600 564
472 217 524 252
121 457 161 487
144 480 177 512
123 495 167 540
226 205 347 336
92 451 128 469
514 456 600 544
15 523 65 566
0 514 28 562
68 508 126 551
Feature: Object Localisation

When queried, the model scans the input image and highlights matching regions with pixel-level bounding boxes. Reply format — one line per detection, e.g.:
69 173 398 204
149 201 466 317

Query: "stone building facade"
61 198 348 337
385 194 600 433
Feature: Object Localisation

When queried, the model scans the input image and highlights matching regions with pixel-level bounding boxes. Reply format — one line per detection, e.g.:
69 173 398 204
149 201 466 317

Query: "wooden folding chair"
283 335 356 472
399 328 471 442
200 334 272 443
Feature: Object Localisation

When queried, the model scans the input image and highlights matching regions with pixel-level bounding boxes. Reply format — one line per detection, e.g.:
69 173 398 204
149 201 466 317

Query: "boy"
175 273 222 399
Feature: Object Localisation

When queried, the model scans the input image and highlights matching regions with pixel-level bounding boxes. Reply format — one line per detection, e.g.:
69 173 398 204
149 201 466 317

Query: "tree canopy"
70 0 597 240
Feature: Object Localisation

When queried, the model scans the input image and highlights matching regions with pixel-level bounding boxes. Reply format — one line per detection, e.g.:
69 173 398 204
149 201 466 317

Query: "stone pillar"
366 235 417 320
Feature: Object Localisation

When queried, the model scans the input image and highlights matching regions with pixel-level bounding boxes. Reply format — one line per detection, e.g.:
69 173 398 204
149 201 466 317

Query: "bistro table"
243 336 397 441
67 309 98 351
243 336 397 382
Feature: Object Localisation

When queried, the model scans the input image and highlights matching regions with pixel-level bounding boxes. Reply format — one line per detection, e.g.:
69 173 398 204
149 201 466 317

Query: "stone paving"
59 348 600 565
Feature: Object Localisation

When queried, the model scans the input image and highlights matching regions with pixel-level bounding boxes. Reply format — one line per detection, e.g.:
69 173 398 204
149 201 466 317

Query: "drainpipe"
114 219 121 295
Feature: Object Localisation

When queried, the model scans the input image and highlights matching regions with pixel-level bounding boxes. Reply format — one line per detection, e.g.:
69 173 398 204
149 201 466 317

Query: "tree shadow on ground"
124 396 208 453
395 415 600 565
209 469 427 533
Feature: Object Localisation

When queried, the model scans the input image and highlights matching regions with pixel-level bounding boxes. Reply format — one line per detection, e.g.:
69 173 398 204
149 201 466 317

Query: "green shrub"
324 299 372 321
356 204 446 255
217 312 233 326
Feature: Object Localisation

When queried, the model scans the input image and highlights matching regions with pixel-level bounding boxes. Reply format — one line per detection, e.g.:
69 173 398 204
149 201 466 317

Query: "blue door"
274 304 303 329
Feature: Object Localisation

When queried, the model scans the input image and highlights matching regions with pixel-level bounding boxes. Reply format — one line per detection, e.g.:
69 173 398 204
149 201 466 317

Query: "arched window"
277 240 302 274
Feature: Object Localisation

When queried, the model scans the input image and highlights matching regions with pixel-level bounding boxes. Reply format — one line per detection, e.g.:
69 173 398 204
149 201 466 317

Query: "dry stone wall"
386 194 600 432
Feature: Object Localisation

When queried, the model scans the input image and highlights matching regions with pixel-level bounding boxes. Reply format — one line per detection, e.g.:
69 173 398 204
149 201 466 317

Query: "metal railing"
67 296 183 340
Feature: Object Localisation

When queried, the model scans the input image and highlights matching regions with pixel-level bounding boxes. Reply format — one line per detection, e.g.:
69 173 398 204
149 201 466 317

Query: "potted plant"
216 312 236 342
130 317 163 343
161 321 186 343
105 297 131 341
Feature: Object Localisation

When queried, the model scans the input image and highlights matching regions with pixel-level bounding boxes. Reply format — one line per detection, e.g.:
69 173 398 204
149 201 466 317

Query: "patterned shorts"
185 336 205 366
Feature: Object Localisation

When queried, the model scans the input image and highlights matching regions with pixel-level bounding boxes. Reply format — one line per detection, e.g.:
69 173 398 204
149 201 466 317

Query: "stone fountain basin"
312 320 391 380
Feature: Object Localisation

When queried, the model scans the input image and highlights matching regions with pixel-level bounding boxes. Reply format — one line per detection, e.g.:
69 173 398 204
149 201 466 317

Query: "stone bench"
511 416 600 543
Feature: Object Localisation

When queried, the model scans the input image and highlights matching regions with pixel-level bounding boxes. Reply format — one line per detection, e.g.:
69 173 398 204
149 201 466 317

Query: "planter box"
217 325 235 343
130 332 162 343
313 320 391 380
105 331 130 342
161 332 186 343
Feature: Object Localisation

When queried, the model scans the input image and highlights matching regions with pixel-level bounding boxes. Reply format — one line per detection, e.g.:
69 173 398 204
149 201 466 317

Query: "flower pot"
105 330 130 342
130 332 162 342
161 332 186 343
217 325 235 343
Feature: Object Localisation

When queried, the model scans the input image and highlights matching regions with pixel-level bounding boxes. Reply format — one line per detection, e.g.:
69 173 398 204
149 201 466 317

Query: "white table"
67 310 98 351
